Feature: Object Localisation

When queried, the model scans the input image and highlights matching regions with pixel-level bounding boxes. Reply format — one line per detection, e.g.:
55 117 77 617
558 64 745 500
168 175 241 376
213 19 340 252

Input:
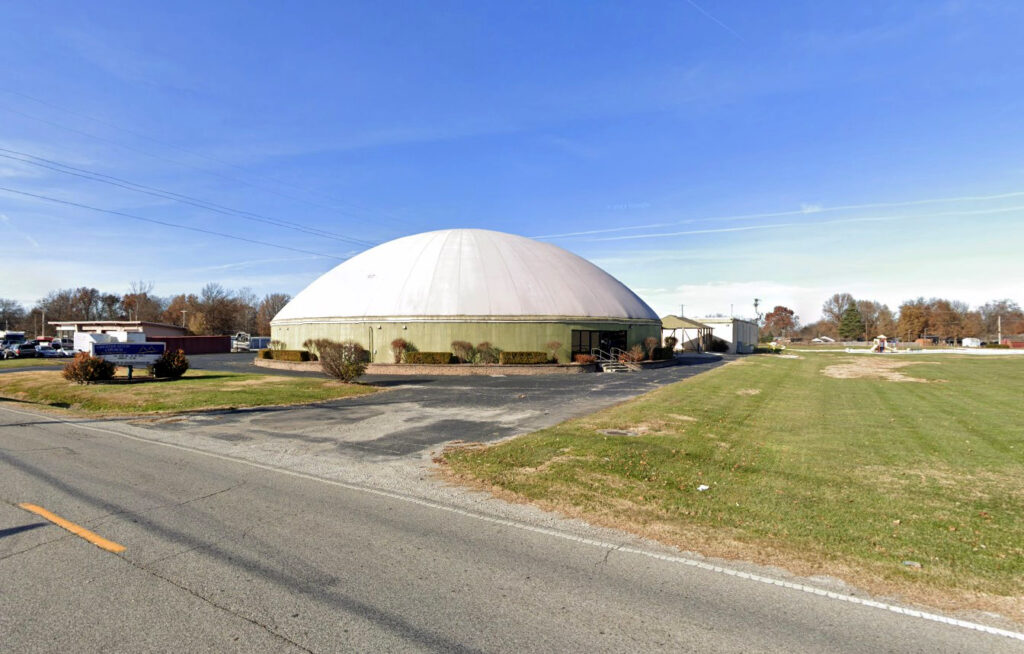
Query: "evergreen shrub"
151 349 189 378
405 352 455 364
498 351 547 365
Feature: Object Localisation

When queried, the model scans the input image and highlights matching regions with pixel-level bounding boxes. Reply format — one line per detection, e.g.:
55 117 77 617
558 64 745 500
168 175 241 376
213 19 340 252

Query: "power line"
0 185 346 260
0 148 376 247
0 90 414 229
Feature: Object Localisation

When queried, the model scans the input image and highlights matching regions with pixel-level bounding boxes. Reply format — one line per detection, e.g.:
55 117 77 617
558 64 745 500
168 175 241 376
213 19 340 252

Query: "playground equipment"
870 335 897 353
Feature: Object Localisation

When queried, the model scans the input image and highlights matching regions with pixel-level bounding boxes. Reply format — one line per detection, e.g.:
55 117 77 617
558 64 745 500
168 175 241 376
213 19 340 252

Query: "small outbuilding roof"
48 320 187 334
660 315 712 330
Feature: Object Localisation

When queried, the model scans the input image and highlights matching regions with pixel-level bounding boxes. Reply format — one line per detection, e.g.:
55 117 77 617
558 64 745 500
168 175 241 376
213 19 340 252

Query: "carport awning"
660 315 712 330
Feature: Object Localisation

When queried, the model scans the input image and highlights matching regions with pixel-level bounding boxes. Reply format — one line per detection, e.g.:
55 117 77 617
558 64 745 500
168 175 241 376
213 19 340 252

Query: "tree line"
0 282 290 338
759 294 1024 343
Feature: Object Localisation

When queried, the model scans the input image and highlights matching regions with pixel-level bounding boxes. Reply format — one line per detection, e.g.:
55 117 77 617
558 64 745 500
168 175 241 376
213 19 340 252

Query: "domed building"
271 229 660 363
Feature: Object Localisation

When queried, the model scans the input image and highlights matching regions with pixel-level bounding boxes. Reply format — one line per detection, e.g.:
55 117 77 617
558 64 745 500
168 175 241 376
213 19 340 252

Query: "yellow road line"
17 503 126 553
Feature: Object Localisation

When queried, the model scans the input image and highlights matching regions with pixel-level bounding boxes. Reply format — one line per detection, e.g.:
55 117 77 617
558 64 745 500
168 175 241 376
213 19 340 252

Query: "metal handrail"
610 346 641 370
592 346 641 371
590 347 614 362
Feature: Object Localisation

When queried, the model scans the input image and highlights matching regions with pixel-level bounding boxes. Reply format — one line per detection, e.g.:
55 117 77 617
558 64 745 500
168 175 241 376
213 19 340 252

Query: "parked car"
36 344 62 358
5 343 39 358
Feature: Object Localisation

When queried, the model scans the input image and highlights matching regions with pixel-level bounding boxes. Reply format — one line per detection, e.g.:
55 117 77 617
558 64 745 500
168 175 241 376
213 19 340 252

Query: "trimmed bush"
476 342 499 364
405 352 455 364
390 338 410 363
272 349 313 362
151 349 189 378
651 346 674 360
451 340 474 363
318 340 368 382
710 337 730 353
574 354 597 364
499 351 548 365
62 352 115 384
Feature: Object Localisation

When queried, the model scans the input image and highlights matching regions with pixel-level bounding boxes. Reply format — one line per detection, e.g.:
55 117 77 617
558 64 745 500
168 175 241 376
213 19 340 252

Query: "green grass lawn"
0 369 377 414
0 357 66 369
443 353 1024 619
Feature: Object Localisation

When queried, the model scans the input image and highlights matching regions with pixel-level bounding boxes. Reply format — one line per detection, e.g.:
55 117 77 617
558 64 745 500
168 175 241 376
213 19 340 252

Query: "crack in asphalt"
598 543 624 567
124 555 316 653
87 482 248 527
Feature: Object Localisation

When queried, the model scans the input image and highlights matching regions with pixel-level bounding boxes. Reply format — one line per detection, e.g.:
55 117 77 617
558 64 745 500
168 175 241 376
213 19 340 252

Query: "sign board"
91 342 165 367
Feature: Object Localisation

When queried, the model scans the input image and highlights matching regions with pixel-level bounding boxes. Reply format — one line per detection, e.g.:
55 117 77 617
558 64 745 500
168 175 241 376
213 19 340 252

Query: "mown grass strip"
0 358 65 369
443 353 1024 620
0 369 376 414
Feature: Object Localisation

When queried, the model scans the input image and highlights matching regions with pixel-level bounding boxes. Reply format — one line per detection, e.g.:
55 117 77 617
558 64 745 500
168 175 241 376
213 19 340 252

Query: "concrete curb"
254 358 600 375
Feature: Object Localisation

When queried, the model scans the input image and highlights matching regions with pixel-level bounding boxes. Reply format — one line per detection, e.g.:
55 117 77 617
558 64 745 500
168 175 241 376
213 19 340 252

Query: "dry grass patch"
821 357 942 382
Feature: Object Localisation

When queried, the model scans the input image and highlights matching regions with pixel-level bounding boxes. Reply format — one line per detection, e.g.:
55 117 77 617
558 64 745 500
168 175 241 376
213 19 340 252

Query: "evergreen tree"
839 304 865 340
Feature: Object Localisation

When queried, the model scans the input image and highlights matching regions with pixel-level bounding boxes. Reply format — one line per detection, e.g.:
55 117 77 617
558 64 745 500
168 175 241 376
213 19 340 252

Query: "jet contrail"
587 204 1024 242
532 189 1024 240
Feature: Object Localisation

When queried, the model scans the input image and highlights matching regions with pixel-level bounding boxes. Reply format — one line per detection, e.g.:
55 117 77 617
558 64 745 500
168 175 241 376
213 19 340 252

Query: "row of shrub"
62 349 190 384
498 351 548 365
259 349 314 361
399 340 562 365
261 335 681 368
405 352 455 364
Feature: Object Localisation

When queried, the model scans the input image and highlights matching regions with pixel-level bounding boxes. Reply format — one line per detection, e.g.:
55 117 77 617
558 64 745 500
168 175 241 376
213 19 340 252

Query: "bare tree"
0 298 26 330
256 293 290 336
979 299 1024 339
121 281 164 322
821 293 854 332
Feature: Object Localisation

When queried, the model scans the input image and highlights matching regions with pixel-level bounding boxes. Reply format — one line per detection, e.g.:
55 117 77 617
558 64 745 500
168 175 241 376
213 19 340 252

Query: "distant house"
49 320 186 345
810 335 836 344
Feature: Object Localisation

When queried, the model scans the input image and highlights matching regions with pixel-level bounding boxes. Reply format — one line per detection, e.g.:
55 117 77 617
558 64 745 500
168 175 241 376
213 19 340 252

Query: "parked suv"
5 343 39 358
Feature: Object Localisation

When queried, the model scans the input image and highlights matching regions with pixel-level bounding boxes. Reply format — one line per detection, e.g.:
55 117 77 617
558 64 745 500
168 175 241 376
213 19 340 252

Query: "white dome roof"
273 229 658 322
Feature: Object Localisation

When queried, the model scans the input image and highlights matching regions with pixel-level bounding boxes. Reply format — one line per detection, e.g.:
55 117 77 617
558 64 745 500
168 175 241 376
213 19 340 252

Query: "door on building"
572 329 627 357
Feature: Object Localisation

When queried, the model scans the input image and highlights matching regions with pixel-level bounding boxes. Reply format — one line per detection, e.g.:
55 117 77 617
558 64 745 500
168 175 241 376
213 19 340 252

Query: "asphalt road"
1 405 1020 652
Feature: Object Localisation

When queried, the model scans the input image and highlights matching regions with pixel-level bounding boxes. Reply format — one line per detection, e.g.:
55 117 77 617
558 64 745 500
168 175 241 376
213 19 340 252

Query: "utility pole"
181 310 188 328
680 304 684 317
41 309 45 338
998 315 1002 344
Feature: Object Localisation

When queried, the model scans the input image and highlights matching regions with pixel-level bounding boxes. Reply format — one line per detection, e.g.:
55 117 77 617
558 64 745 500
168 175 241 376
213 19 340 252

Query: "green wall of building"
271 318 661 363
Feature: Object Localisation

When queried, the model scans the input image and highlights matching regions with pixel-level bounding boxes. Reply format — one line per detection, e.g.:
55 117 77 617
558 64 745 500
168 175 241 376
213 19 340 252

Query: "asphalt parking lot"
148 352 730 459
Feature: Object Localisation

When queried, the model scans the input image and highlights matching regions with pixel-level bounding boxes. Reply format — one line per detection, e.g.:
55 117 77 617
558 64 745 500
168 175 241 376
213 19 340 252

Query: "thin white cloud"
533 188 1024 241
588 204 1024 242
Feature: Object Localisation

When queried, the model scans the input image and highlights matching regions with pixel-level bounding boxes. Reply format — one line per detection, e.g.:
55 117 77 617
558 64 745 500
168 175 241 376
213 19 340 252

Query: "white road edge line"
3 405 1022 643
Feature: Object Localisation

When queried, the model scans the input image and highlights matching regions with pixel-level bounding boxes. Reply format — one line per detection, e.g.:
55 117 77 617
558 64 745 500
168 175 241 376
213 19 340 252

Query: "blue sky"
1 1 1022 322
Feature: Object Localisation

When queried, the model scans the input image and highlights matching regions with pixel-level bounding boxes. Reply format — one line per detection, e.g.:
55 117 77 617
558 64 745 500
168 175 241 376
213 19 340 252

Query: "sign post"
91 343 165 382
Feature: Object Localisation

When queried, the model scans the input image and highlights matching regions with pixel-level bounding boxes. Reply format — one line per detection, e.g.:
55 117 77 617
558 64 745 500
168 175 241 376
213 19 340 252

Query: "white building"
697 317 759 354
